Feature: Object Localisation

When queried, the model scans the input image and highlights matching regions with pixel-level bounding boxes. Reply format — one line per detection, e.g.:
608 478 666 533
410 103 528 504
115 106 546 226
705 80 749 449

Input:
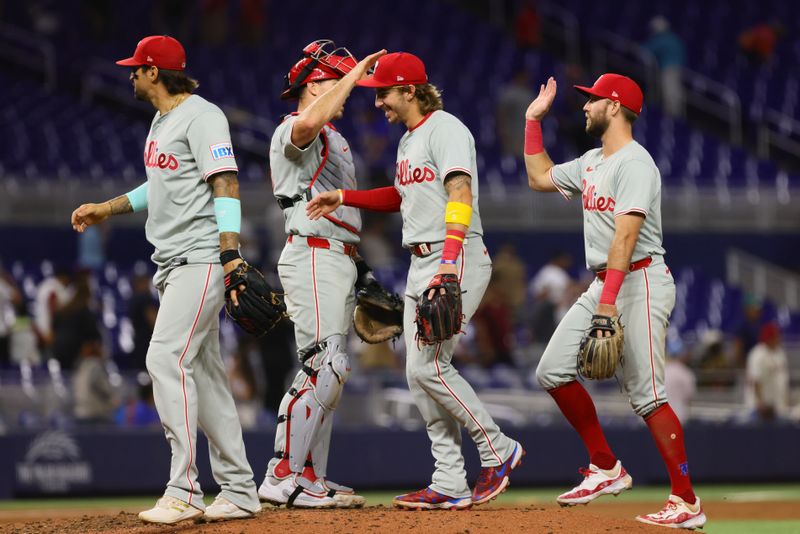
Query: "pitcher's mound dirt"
0 504 684 534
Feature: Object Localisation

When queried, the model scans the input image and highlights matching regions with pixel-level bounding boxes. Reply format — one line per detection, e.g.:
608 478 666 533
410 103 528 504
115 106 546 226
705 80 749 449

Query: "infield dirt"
1 500 796 534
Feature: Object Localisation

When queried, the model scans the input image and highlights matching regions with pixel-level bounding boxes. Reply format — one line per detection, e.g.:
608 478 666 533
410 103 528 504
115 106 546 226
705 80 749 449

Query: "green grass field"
1 484 799 533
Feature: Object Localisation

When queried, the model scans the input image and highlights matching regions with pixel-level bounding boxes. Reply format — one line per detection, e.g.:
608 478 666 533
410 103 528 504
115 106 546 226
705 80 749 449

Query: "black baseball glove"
415 273 463 345
577 314 624 380
224 263 288 337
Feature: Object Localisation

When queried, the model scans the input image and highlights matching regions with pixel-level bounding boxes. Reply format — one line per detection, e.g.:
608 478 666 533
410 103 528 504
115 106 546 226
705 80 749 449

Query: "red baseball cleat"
472 442 525 505
556 460 633 506
636 494 707 530
393 487 472 510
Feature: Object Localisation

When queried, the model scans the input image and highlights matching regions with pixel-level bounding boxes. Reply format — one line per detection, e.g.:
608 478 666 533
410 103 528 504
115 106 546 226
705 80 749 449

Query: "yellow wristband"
445 201 472 227
338 189 344 205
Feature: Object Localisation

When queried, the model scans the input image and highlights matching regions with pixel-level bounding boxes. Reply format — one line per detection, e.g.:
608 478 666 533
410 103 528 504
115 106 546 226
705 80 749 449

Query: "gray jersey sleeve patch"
187 110 238 182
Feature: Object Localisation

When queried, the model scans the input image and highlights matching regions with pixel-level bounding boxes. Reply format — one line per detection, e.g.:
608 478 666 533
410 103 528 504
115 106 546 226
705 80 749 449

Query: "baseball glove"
353 280 404 343
577 314 624 380
415 273 462 345
224 263 288 337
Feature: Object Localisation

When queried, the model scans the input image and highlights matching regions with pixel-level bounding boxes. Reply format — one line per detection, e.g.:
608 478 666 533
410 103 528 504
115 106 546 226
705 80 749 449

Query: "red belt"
596 257 652 281
287 235 357 257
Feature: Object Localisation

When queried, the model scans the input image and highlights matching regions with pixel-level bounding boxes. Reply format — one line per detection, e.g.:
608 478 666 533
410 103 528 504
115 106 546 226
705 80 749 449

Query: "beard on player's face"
585 101 611 138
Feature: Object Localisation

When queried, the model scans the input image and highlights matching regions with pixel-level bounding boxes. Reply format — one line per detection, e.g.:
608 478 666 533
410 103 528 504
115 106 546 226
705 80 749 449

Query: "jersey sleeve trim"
443 166 472 179
614 207 648 217
203 166 239 182
549 167 572 201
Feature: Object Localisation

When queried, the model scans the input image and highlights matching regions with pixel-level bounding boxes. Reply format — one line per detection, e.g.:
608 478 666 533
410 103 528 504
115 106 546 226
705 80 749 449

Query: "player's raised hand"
526 76 557 121
71 202 111 233
306 190 342 220
349 49 387 80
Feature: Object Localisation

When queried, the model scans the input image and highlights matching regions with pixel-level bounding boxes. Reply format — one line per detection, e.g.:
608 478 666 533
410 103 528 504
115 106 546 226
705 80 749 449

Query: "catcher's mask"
281 39 357 100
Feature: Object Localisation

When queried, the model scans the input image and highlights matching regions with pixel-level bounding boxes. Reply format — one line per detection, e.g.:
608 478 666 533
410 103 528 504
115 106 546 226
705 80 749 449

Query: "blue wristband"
125 182 148 213
441 259 457 265
214 197 241 233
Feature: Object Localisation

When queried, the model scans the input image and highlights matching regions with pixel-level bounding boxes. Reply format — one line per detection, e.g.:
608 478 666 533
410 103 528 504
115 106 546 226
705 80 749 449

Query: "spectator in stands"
497 71 536 156
745 322 789 422
492 243 528 324
696 329 733 387
0 267 23 368
115 372 160 427
126 273 158 370
732 294 763 368
73 326 118 425
471 274 515 368
33 265 73 355
513 0 541 49
528 250 573 342
738 21 785 65
9 299 41 367
52 270 100 370
643 16 686 118
664 336 696 424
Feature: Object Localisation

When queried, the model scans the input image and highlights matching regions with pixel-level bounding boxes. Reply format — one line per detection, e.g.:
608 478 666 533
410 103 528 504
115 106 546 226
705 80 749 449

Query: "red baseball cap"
574 73 643 114
116 35 186 71
356 52 427 87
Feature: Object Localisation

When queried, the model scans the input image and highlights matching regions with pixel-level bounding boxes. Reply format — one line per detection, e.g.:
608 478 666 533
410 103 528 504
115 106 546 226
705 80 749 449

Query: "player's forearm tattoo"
210 171 240 199
108 194 133 216
443 173 472 195
210 171 241 251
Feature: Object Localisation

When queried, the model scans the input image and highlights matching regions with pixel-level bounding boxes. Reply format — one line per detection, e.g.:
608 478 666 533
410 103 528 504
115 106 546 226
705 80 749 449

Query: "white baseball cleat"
556 460 633 506
317 478 366 508
204 495 255 521
138 495 203 524
258 474 337 508
636 494 707 530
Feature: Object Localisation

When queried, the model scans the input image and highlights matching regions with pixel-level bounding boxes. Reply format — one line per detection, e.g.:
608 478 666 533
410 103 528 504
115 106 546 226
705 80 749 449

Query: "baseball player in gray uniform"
71 36 260 524
256 40 386 509
523 73 705 529
307 52 523 510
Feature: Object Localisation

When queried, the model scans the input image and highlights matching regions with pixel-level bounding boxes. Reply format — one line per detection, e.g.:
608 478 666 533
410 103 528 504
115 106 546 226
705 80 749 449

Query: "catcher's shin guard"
311 411 334 478
287 335 350 475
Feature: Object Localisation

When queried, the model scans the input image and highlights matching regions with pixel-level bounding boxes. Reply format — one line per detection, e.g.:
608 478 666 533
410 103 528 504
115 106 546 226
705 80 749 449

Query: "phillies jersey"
549 140 665 269
270 115 361 243
393 110 484 247
143 95 238 268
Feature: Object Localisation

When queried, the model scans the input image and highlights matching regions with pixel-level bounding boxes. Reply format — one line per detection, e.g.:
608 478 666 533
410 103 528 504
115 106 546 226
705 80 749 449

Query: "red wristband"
524 120 544 155
340 186 401 212
441 229 465 263
599 269 625 305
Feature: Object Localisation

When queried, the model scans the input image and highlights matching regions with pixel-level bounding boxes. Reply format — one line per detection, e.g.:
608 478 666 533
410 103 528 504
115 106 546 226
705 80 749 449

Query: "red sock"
548 381 617 470
644 403 696 504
